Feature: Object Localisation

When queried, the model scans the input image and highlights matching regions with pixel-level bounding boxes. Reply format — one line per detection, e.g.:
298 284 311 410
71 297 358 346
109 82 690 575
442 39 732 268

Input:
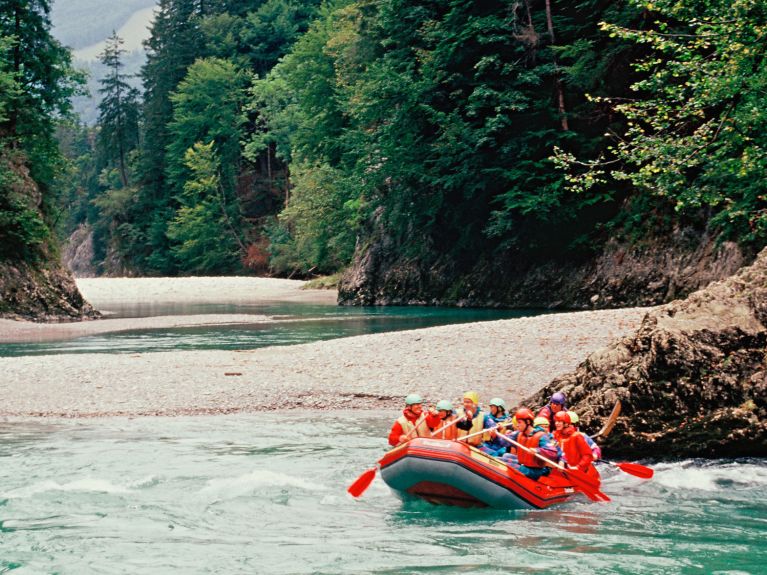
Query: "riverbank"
0 277 337 343
0 307 647 417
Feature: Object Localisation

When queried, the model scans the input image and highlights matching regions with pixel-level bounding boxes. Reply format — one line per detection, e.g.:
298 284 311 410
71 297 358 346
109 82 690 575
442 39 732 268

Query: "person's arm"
388 421 404 446
574 434 593 472
583 433 602 460
424 411 441 430
455 419 472 431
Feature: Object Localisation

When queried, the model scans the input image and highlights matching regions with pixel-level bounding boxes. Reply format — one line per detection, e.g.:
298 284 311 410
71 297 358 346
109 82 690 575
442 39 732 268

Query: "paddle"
592 400 621 439
430 416 465 438
347 466 378 498
492 433 611 502
349 410 456 498
598 459 654 479
586 400 653 479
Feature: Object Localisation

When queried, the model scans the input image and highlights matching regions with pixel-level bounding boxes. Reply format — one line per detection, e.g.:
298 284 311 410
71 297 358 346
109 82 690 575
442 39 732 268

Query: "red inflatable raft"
379 437 593 509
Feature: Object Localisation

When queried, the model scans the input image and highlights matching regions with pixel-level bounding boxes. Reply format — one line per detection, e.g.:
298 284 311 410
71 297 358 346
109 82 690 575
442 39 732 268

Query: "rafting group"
349 389 651 508
387 390 602 486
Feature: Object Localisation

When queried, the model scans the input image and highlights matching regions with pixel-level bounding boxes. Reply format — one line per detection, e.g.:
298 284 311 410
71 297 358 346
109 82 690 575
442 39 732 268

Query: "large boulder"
527 247 767 459
0 260 98 321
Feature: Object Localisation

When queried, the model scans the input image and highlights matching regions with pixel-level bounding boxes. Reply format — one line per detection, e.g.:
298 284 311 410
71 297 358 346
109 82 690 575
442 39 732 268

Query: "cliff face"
1 151 98 321
527 247 767 459
339 223 748 309
0 259 97 320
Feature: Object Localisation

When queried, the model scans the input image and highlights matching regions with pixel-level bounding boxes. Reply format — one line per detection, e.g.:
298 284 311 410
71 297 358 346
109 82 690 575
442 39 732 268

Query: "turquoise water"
1 412 765 574
0 304 536 357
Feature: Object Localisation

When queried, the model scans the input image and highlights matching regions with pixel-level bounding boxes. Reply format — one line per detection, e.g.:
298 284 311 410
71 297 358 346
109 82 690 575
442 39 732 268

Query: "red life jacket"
516 430 546 468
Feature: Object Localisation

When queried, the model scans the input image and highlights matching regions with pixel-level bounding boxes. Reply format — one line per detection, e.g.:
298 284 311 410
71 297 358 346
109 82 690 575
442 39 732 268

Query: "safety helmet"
554 411 571 424
489 398 506 410
567 411 580 425
436 400 453 412
533 416 550 428
550 392 566 405
405 393 424 406
514 408 535 422
463 391 480 405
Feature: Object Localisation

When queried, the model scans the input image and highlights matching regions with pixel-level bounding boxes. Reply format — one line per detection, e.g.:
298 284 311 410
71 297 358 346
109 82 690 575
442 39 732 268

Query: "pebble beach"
0 277 649 417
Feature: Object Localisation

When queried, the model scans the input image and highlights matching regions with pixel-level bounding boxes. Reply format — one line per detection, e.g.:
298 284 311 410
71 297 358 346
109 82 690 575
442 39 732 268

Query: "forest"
2 0 766 294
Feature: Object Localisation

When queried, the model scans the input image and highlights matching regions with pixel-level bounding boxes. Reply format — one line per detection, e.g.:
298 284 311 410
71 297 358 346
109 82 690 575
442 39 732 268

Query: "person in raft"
388 393 439 446
430 400 459 440
455 391 494 446
479 398 510 456
553 411 601 484
500 408 560 480
567 411 602 461
537 391 567 428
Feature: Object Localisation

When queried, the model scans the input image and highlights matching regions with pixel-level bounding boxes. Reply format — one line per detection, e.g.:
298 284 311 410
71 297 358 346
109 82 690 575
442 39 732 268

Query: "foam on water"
651 460 767 491
2 478 132 499
199 468 327 499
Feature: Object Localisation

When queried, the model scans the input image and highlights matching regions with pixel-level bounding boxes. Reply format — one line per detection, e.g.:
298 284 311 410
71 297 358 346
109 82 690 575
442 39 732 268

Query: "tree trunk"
545 0 569 131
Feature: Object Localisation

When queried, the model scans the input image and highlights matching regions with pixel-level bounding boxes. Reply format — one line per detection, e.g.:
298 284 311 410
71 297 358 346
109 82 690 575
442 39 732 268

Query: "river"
1 413 765 574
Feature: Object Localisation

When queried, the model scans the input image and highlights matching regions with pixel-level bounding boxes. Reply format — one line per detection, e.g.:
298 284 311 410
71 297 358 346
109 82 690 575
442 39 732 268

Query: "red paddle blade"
347 467 377 498
616 461 654 479
566 469 611 502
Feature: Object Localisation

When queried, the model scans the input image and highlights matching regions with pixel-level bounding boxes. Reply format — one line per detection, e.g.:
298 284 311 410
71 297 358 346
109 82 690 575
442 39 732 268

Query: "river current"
1 413 764 574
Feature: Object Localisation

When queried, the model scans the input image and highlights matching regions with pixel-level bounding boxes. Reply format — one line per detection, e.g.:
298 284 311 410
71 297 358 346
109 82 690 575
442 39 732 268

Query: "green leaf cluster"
563 0 767 244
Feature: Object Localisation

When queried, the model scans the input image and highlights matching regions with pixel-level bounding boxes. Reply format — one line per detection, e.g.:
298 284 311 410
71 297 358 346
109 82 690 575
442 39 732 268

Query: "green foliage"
0 2 84 261
251 0 642 273
0 36 19 124
0 162 49 259
267 161 362 274
562 0 767 244
167 141 243 273
166 57 245 197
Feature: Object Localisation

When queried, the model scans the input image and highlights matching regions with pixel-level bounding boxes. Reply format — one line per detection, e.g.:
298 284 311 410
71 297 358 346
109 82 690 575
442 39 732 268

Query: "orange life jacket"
431 415 458 440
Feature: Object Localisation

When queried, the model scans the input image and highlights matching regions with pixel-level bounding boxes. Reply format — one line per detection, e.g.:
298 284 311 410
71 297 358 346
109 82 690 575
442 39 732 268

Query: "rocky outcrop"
0 259 99 321
526 247 767 459
339 224 748 309
62 224 98 278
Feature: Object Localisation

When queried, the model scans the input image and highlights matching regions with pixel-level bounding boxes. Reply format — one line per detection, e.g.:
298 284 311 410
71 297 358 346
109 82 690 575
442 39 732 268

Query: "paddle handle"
495 433 567 472
455 422 502 443
430 416 464 438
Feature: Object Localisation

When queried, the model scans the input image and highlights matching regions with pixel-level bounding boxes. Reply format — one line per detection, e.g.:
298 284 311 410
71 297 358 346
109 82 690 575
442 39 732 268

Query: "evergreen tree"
96 32 140 188
0 1 83 260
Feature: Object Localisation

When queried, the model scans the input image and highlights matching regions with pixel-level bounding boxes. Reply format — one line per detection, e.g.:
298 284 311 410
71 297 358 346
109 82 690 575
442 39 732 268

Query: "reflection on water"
0 304 541 357
0 412 764 574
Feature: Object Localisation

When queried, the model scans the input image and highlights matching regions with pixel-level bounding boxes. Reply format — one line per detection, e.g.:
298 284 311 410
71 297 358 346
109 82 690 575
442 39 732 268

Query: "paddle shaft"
430 416 465 438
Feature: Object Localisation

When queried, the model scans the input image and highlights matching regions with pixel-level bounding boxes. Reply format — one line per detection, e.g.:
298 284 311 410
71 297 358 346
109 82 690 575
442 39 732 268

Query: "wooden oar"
592 400 621 438
493 433 611 502
598 459 654 479
586 400 653 479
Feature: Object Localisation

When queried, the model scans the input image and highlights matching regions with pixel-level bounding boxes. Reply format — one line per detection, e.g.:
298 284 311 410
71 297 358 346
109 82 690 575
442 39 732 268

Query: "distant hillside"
52 0 156 124
51 0 156 50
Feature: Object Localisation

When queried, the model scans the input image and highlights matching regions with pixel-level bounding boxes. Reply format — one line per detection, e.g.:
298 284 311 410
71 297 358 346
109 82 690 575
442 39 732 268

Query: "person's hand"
398 435 408 444
428 405 437 416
